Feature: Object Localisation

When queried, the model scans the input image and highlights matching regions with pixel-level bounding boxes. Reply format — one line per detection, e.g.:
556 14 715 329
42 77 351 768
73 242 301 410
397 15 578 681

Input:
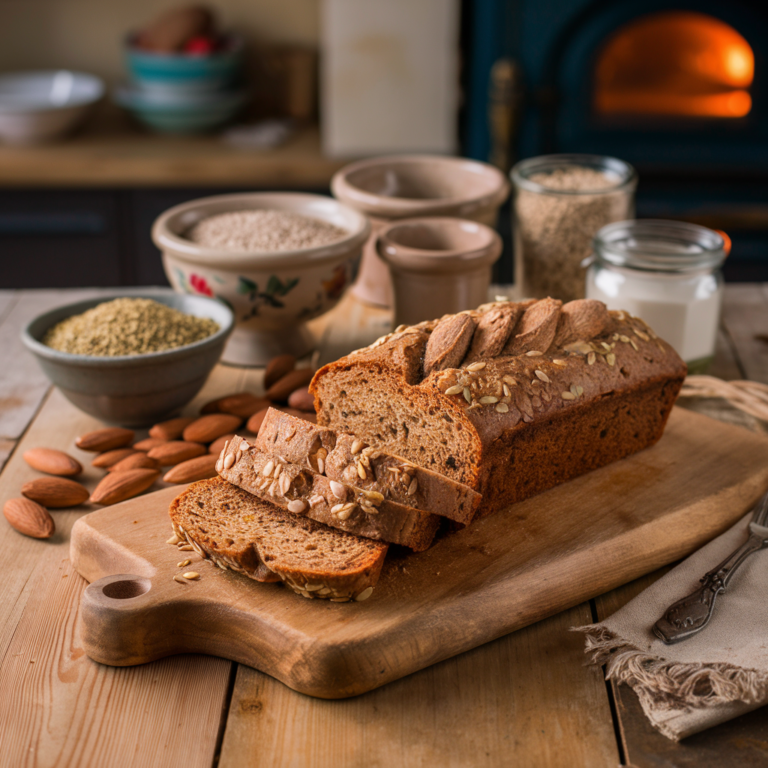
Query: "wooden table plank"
720 284 768 382
218 603 620 768
0 362 250 768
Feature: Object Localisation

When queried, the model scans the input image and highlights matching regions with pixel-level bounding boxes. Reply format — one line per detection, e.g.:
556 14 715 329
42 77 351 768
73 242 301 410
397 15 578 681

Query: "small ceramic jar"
333 155 510 308
376 217 502 327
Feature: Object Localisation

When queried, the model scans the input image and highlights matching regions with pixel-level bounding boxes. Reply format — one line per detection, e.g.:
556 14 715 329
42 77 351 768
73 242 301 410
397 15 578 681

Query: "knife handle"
653 531 766 644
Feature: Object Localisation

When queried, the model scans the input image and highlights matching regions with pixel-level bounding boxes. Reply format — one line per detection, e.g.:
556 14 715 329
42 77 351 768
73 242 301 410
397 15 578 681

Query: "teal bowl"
21 291 234 426
125 35 243 94
114 85 248 134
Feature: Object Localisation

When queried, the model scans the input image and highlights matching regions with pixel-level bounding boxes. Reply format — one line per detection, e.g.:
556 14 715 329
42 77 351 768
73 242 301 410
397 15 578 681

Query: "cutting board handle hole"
100 576 151 600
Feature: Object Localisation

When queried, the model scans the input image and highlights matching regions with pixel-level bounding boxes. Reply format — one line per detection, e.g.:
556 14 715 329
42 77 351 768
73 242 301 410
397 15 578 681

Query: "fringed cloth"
574 513 768 741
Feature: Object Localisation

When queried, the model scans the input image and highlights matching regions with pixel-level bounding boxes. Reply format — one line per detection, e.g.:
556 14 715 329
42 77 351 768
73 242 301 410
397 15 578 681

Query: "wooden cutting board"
71 407 768 699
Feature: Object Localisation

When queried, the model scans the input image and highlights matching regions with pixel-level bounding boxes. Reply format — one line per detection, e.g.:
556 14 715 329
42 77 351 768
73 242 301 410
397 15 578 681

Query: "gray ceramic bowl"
22 292 234 426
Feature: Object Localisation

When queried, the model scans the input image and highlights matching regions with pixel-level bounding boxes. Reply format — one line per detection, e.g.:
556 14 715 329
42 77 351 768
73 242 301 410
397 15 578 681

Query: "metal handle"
653 529 767 644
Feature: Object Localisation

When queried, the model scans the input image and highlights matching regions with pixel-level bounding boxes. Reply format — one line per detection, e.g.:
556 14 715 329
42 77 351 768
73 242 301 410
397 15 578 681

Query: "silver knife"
653 489 768 644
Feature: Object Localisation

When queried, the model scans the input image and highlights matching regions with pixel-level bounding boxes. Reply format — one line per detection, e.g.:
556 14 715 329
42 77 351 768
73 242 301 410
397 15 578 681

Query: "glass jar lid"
510 153 637 196
593 219 727 273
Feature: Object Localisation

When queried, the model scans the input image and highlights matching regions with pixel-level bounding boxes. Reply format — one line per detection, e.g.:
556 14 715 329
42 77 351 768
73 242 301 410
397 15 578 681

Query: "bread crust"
169 477 387 601
310 299 687 516
254 408 481 524
217 435 440 551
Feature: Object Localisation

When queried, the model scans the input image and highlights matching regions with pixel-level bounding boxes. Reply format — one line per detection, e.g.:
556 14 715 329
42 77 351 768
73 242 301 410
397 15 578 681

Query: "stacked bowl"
116 32 247 133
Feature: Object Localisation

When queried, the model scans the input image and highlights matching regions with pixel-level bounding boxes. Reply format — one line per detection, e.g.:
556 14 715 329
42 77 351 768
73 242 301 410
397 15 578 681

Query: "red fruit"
185 36 214 55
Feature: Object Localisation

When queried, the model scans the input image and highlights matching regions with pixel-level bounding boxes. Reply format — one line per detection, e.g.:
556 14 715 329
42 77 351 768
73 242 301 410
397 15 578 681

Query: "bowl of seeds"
152 192 370 366
22 291 234 426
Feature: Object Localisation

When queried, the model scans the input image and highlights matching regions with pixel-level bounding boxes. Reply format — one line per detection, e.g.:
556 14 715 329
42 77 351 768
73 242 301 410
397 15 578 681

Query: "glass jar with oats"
510 154 637 301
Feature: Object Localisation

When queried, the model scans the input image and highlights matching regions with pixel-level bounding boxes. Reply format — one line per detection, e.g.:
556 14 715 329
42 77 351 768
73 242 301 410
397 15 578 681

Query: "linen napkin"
576 512 768 741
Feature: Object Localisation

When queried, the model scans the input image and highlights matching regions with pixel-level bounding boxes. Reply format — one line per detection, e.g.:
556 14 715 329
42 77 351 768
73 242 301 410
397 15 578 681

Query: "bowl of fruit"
124 5 244 95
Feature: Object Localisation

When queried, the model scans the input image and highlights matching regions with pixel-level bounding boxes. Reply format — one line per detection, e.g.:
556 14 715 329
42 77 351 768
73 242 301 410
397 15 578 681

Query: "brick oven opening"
594 11 753 118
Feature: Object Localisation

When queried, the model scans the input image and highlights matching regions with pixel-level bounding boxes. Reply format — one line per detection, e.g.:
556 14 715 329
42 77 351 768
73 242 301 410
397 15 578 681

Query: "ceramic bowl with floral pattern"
152 192 370 366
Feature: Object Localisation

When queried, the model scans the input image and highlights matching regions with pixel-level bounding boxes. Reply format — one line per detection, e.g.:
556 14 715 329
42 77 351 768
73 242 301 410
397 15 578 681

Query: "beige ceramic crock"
332 155 510 308
377 217 502 327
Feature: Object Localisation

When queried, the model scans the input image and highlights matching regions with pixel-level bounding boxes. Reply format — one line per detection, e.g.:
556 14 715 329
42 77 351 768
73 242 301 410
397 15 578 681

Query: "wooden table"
1 286 767 768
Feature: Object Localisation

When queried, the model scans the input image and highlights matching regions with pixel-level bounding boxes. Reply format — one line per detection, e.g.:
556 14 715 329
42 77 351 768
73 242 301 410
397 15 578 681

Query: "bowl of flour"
152 192 370 366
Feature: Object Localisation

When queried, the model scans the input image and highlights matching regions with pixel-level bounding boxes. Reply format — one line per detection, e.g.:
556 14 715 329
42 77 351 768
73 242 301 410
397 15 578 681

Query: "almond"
200 393 270 419
264 354 296 389
21 477 89 508
92 448 138 469
287 386 315 413
147 441 207 466
149 417 196 441
75 427 135 452
90 468 160 506
23 447 82 477
183 414 243 444
108 453 160 473
133 437 170 452
208 433 236 455
265 368 315 402
163 454 219 484
246 406 317 435
3 498 55 539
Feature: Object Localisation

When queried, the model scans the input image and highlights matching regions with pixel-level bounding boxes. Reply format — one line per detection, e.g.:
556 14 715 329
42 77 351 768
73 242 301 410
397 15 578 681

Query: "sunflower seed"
351 439 364 455
356 587 374 602
466 361 486 371
561 391 575 400
534 369 550 383
587 352 596 365
407 477 418 496
552 359 567 367
317 457 325 474
463 387 472 403
183 572 200 580
173 574 187 584
634 329 650 341
167 534 180 545
177 559 191 568
337 503 355 520
288 499 307 514
357 461 367 480
279 474 291 495
525 350 543 357
606 353 616 367
309 494 324 508
630 339 638 351
330 480 346 499
444 384 464 396
178 544 194 551
479 396 498 404
262 460 275 477
503 384 511 397
496 402 509 413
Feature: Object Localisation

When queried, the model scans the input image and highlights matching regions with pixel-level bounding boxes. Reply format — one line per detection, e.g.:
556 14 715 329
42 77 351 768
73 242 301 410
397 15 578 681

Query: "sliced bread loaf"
216 435 440 551
310 298 687 517
169 477 387 602
254 408 481 524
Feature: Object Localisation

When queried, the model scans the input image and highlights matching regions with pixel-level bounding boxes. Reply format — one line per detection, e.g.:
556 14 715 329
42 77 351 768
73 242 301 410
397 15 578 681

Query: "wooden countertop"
0 105 346 188
1 285 767 768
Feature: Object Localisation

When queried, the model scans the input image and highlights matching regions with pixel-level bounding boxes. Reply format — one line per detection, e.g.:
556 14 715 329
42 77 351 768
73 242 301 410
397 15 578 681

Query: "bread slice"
310 298 687 517
217 435 440 551
255 408 481 524
169 477 387 602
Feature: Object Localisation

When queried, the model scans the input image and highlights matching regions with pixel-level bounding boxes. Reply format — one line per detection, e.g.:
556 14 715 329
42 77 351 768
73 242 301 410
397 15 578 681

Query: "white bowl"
152 192 371 366
0 70 105 144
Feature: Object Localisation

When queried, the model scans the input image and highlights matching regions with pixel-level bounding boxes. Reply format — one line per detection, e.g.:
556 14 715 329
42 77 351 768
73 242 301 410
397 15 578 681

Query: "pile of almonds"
2 354 316 540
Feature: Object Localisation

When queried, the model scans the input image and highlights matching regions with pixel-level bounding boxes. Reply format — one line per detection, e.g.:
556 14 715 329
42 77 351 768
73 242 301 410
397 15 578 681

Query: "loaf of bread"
254 408 481 524
310 298 687 517
169 477 387 601
217 434 441 550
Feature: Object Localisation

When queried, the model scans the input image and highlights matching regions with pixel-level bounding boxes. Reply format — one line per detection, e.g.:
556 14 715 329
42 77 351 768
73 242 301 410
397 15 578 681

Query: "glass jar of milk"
586 220 727 373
